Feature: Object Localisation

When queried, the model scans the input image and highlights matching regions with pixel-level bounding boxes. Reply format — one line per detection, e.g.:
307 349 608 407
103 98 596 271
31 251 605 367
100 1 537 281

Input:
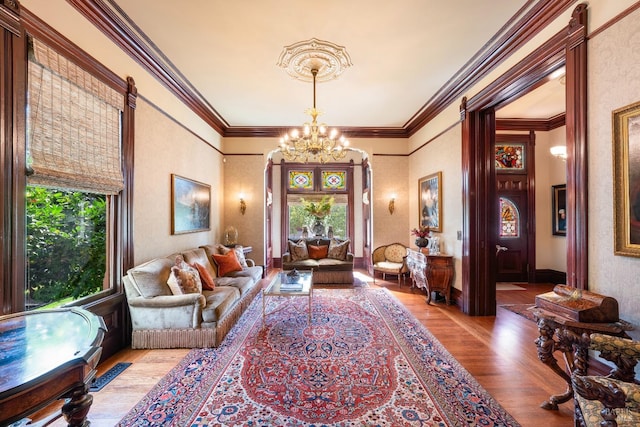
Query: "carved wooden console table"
532 285 632 411
406 249 454 305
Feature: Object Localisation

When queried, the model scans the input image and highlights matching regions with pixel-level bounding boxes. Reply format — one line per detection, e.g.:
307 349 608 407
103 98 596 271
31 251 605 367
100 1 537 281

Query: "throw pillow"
308 244 329 260
215 243 231 255
233 246 249 268
328 238 350 261
288 239 309 261
212 250 243 276
214 244 248 268
167 257 202 295
191 262 215 290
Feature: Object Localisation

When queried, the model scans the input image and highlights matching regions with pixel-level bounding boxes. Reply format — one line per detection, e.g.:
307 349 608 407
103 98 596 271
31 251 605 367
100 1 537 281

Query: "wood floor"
34 271 574 426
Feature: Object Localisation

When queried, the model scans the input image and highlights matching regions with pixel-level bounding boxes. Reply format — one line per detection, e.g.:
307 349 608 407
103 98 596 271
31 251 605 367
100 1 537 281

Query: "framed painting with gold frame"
171 174 211 235
613 100 640 257
418 172 442 232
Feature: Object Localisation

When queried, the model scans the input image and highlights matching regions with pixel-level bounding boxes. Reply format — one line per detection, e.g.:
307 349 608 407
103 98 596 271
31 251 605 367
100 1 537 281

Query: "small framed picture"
552 184 566 236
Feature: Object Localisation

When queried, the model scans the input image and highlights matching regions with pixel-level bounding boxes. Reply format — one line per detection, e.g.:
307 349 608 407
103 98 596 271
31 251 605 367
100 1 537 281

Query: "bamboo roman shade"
27 37 124 194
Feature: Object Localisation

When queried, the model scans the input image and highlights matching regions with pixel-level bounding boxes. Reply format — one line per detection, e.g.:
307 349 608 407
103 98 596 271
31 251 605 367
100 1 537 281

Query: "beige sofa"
282 238 353 284
123 244 264 349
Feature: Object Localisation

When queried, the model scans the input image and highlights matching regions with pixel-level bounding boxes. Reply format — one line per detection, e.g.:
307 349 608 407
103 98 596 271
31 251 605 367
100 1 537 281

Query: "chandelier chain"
279 67 349 163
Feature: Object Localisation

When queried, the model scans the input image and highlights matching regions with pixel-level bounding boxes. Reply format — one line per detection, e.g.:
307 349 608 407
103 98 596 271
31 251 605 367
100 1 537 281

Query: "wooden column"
565 4 588 289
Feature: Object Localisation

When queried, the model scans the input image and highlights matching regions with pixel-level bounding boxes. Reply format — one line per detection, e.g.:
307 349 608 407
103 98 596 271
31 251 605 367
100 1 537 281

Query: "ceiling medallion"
277 38 351 163
277 38 353 82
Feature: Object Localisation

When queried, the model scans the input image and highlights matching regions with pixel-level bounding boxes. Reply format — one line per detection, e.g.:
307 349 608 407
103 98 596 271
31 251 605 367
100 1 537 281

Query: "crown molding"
405 0 576 136
496 113 565 131
223 126 410 139
67 0 577 139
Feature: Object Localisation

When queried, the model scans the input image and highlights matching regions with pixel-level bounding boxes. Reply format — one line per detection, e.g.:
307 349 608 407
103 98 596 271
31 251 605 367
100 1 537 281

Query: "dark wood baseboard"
535 269 566 285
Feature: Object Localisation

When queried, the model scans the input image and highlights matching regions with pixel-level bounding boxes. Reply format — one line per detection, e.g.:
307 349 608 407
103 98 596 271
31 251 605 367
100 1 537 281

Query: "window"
25 187 108 309
25 37 124 309
288 194 348 240
499 197 519 238
283 164 352 245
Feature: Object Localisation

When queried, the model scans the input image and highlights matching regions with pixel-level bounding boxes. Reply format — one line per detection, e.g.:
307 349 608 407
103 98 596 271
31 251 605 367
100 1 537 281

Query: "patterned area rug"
500 303 536 322
120 288 520 426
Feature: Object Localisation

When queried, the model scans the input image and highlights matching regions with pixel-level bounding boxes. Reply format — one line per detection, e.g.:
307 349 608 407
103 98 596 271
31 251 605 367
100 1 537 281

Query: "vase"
312 219 325 236
415 237 429 248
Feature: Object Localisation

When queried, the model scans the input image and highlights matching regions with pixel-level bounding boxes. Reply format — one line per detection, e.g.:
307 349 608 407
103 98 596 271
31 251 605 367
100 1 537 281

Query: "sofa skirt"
313 270 353 284
131 328 217 349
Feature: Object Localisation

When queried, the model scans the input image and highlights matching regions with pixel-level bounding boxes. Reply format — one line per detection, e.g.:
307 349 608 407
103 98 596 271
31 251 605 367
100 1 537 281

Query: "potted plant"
301 195 334 218
301 196 334 236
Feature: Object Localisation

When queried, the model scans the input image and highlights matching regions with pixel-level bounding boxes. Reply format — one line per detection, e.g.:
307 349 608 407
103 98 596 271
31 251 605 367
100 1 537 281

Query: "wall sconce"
550 145 567 160
388 195 396 215
239 193 246 215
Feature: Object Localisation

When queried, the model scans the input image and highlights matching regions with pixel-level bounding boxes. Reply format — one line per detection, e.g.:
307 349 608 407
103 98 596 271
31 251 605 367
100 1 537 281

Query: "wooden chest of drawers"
406 248 454 305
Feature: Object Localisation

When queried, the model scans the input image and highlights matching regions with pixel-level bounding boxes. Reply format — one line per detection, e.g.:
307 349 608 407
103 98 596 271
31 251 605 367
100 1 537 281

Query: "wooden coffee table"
263 270 313 322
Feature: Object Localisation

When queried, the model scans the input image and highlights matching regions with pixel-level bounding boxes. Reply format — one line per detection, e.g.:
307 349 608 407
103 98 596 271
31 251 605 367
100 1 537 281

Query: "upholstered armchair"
371 243 408 284
572 333 640 427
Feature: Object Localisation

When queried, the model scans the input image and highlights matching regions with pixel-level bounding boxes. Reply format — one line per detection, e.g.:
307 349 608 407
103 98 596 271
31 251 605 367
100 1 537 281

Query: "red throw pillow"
191 262 215 290
212 250 243 277
308 244 329 260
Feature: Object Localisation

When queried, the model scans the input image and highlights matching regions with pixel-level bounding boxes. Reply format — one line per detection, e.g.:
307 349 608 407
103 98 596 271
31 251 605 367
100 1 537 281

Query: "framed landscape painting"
613 101 640 257
418 172 442 232
171 174 211 234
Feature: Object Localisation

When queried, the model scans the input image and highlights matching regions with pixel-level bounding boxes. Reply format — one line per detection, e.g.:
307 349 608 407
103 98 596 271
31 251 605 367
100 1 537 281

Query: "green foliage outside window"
288 203 347 240
26 186 107 309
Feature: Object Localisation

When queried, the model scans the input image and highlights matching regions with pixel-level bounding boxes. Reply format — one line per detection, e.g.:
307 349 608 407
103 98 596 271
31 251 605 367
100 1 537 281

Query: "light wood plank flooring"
33 270 574 426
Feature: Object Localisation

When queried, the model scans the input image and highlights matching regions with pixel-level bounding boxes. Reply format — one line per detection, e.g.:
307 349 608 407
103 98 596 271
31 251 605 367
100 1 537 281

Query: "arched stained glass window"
499 197 519 238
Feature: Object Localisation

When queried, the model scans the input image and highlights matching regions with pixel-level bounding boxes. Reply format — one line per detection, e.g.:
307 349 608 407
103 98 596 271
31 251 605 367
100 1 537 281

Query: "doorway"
495 133 535 283
459 5 588 315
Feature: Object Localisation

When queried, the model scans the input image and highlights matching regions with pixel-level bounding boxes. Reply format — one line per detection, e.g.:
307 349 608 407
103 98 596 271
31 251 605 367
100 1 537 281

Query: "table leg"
61 383 93 427
535 318 573 410
535 318 594 410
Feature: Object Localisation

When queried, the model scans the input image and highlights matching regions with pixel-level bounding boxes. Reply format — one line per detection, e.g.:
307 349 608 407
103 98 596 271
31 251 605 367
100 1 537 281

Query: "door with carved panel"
495 134 535 283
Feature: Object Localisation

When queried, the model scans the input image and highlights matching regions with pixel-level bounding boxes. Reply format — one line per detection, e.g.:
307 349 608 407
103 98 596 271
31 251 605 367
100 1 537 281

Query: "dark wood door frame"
460 5 588 315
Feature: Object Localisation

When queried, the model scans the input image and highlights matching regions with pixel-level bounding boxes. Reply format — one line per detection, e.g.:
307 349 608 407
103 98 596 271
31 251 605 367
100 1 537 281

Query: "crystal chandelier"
279 68 349 163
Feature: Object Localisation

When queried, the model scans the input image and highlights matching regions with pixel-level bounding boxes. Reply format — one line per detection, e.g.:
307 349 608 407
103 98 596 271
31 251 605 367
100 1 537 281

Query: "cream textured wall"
222 155 266 265
588 7 640 327
133 99 224 264
409 126 463 291
535 127 567 272
371 156 410 249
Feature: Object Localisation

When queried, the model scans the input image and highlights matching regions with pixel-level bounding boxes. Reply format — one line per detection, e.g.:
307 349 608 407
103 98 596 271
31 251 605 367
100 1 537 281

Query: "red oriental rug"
119 288 520 426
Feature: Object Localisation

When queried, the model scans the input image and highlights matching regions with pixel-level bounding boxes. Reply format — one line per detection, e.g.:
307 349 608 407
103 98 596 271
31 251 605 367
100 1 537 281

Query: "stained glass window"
321 171 347 190
288 171 313 190
495 144 525 170
499 197 519 237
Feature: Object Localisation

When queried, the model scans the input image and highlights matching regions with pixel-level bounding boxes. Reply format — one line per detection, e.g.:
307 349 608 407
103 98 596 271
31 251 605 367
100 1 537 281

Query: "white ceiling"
108 0 563 130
